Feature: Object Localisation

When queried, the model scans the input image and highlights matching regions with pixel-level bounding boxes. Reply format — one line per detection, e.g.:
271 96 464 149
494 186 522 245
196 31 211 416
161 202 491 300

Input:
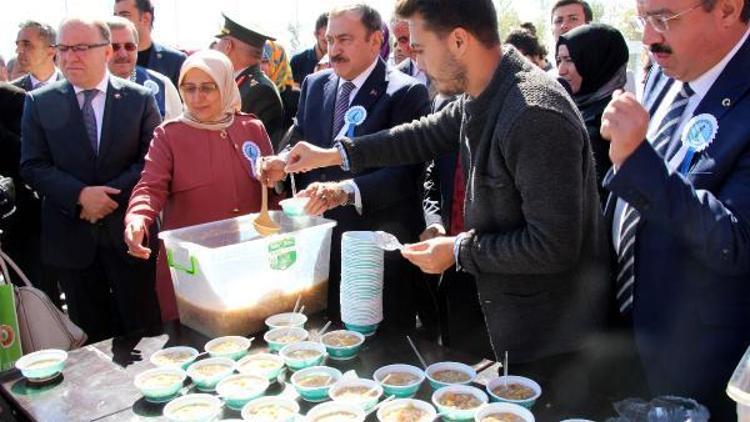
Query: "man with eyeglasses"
213 14 285 147
113 0 186 87
12 20 63 91
20 17 162 343
600 0 750 418
106 16 181 120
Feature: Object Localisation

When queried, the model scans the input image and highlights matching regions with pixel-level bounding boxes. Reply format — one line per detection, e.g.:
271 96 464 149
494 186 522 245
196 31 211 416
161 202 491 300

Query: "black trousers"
437 268 494 360
57 238 160 344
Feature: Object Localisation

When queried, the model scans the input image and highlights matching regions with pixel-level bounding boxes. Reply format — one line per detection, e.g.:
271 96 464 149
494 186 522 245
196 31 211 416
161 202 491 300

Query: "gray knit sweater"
341 47 610 363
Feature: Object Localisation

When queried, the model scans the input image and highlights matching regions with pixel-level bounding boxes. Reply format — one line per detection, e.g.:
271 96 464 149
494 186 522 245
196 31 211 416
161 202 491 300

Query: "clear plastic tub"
728 346 750 421
158 212 336 337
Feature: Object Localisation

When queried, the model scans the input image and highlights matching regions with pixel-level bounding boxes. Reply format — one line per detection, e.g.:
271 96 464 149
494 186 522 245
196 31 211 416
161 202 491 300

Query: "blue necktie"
82 89 99 155
616 83 694 315
333 81 356 139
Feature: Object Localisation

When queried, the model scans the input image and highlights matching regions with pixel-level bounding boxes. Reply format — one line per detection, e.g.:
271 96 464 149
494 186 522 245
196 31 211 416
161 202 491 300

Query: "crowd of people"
1 0 749 419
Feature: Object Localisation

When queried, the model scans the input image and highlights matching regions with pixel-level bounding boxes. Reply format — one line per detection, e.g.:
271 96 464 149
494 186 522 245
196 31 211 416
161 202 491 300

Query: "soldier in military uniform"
215 13 284 147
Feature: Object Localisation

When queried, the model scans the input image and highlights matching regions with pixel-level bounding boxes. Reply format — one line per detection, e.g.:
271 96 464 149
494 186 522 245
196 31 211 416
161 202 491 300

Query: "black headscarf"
557 23 629 103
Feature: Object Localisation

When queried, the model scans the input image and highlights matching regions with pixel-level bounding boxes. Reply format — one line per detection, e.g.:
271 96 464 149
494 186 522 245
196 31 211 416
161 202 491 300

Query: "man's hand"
258 156 287 187
401 236 457 274
78 186 121 222
600 90 650 168
298 182 349 215
285 142 342 174
124 217 151 259
419 223 446 241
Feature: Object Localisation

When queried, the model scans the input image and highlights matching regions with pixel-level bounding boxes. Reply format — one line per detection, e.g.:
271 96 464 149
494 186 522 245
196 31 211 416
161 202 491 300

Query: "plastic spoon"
504 351 509 388
406 335 428 369
366 394 396 417
253 185 280 236
317 321 332 339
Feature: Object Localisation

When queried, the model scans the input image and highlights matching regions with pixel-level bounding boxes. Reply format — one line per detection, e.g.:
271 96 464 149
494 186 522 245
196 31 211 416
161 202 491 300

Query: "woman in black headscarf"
557 23 629 207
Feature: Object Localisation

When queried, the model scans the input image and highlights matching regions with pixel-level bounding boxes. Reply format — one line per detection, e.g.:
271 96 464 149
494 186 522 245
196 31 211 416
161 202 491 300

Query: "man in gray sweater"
265 0 611 417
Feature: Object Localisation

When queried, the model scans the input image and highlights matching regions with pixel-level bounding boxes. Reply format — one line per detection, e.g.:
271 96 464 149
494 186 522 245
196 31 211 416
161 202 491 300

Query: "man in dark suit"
0 82 26 234
600 0 750 418
12 21 63 91
267 4 432 333
20 17 161 343
214 14 285 146
114 0 186 87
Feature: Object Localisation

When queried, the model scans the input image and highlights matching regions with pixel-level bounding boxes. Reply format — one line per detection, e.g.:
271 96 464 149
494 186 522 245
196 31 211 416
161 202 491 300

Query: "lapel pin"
369 89 378 96
114 92 121 99
157 53 163 59
722 98 731 107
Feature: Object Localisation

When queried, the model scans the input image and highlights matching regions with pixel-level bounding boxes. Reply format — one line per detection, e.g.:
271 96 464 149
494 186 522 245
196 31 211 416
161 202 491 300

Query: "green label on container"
268 236 296 270
0 284 23 371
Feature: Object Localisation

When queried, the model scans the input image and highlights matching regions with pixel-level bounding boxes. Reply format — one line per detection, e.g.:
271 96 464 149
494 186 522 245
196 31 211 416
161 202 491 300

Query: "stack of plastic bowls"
340 231 384 336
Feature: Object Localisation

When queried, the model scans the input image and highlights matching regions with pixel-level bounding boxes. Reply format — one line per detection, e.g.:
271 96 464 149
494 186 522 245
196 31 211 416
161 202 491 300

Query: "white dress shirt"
73 71 110 152
612 28 750 252
335 58 380 214
29 67 62 90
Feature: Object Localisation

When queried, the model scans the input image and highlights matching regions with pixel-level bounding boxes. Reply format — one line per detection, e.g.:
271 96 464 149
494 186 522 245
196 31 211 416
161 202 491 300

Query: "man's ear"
448 27 469 57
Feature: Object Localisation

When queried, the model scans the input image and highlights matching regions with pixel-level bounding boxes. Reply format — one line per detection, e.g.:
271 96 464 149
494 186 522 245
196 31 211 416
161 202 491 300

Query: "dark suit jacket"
237 64 284 148
145 42 187 87
603 36 750 409
0 82 26 180
20 77 161 269
290 47 318 85
11 71 64 92
291 58 430 242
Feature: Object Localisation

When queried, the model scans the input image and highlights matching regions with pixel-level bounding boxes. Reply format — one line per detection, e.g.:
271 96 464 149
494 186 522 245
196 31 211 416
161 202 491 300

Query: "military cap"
216 13 275 49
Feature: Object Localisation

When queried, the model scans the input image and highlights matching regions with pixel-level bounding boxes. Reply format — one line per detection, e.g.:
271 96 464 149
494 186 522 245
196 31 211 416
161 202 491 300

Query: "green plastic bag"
0 283 23 371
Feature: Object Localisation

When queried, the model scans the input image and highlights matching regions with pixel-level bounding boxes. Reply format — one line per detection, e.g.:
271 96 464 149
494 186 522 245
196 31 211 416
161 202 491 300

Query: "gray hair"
18 20 57 47
58 17 111 44
329 4 383 35
106 16 139 44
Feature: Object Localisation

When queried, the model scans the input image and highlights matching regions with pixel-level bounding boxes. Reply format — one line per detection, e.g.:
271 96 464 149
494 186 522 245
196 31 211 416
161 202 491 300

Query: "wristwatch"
340 182 356 206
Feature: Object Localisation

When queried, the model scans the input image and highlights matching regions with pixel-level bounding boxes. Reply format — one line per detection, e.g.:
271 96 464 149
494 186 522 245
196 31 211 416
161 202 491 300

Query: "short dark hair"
315 13 329 32
520 22 537 35
395 0 500 49
551 0 593 23
329 4 383 36
116 0 155 27
18 21 57 46
701 0 750 23
505 29 547 57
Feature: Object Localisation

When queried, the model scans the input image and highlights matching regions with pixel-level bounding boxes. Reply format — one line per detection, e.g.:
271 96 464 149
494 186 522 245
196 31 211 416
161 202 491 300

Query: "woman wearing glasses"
556 23 629 207
124 49 278 321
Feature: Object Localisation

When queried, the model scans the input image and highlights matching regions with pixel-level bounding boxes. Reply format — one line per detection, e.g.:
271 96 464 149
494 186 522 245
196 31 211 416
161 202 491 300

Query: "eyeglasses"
112 42 138 52
634 3 703 33
55 43 110 53
179 83 219 95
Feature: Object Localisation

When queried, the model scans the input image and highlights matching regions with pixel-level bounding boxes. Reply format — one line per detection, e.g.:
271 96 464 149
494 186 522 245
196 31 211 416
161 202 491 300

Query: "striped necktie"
616 83 694 315
82 89 99 155
333 81 356 138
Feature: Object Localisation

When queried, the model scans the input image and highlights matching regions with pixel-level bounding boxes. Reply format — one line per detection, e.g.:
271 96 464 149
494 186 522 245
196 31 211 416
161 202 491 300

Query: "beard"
428 52 468 97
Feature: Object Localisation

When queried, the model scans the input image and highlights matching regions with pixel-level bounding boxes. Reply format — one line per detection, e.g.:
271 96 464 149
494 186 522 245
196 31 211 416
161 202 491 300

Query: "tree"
496 0 522 39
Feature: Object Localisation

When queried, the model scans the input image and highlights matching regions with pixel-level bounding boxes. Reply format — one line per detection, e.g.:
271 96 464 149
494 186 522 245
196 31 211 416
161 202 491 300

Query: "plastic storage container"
158 212 336 337
728 345 750 421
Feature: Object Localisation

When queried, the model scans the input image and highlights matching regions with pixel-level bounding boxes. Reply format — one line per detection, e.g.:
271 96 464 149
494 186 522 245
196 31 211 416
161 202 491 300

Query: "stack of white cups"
340 231 384 335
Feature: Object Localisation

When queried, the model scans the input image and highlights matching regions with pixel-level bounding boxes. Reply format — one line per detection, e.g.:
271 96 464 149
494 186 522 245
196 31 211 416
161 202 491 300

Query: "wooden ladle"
253 184 280 236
